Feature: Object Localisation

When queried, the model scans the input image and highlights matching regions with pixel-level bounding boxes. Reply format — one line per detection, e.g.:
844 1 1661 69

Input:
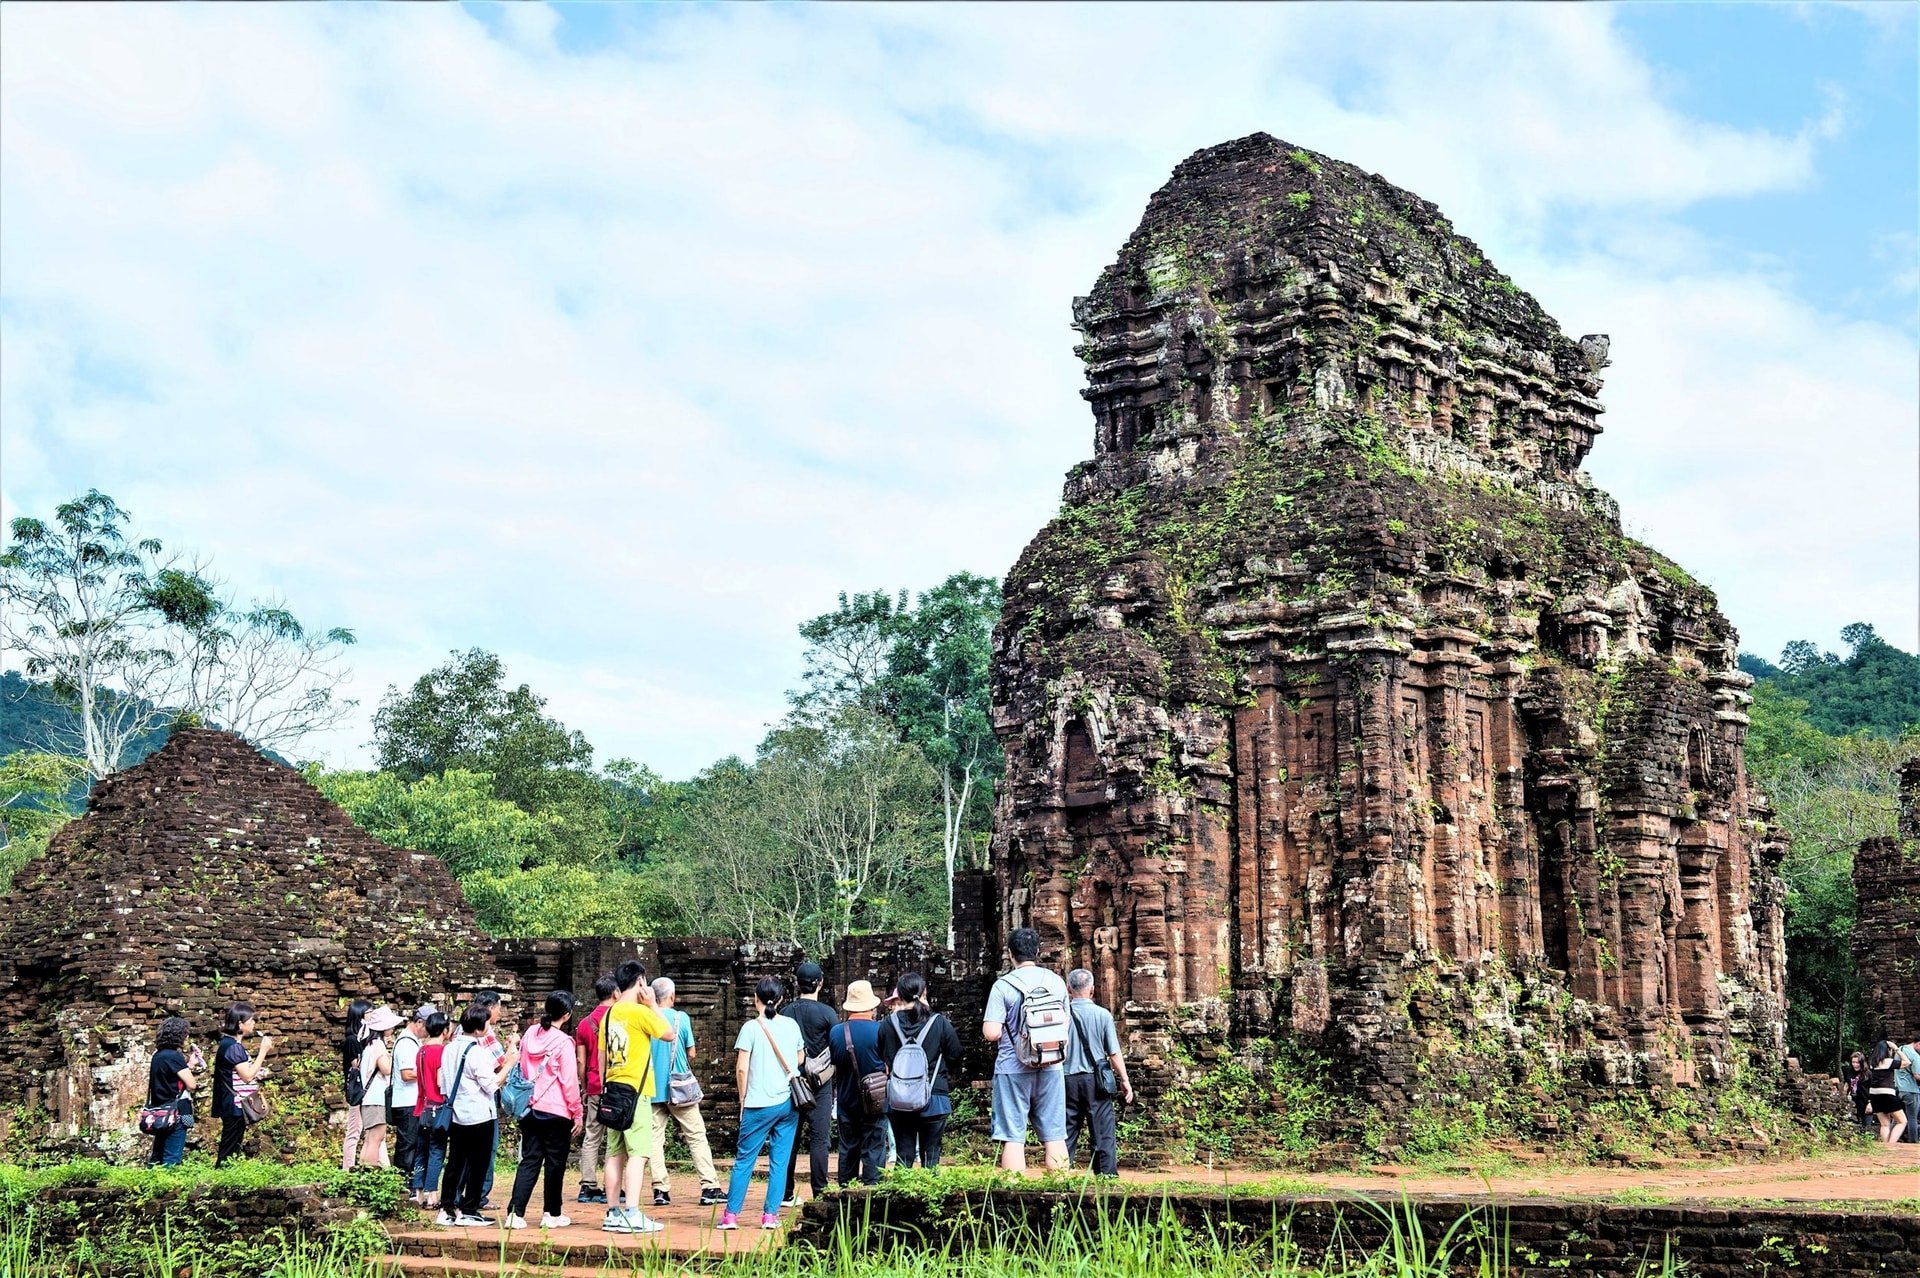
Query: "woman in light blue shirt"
717 976 803 1231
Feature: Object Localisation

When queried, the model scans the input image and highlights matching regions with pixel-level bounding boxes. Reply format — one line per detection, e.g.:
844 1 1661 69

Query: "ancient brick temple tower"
991 134 1788 1106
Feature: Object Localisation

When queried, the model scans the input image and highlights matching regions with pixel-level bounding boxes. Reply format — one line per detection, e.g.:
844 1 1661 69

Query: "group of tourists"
141 928 1136 1230
1845 1033 1920 1144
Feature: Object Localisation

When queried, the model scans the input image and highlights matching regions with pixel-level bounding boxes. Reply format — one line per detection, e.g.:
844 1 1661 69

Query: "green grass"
5 1195 1696 1278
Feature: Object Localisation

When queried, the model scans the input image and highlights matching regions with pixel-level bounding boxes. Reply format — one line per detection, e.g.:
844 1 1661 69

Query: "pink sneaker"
715 1211 739 1231
760 1212 780 1230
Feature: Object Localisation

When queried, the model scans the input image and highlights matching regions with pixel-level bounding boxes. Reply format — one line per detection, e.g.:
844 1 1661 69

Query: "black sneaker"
577 1184 607 1204
698 1187 724 1206
652 1188 671 1207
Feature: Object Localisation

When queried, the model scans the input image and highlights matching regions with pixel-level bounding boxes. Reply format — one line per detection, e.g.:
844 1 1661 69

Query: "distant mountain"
0 671 171 801
1738 623 1920 738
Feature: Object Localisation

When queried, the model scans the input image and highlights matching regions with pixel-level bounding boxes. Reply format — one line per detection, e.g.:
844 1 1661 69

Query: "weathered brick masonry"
992 134 1792 1123
1853 757 1920 1039
0 729 509 1146
796 1188 1920 1278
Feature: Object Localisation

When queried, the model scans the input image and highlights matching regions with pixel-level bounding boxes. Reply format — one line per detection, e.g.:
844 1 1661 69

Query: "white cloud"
2 2 1912 774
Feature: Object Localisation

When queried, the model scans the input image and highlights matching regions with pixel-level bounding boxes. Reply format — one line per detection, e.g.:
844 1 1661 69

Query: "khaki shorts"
358 1103 388 1130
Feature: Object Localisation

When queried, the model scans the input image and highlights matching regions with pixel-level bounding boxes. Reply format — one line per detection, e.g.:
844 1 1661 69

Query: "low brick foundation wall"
21 1180 367 1276
792 1187 1919 1277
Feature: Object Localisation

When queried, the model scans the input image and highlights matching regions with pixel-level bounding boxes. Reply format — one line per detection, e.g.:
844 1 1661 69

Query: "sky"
2 2 1915 778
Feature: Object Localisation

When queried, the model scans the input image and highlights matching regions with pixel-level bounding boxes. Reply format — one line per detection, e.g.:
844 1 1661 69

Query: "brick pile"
0 728 509 1145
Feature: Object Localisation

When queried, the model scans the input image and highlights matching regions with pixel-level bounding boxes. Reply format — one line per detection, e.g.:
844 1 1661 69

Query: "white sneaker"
629 1212 665 1234
434 1210 457 1227
601 1209 635 1233
453 1213 494 1227
505 1214 528 1230
540 1213 572 1229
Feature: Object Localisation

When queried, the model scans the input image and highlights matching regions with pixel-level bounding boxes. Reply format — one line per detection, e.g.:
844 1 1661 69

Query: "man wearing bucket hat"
831 980 887 1187
356 1006 405 1168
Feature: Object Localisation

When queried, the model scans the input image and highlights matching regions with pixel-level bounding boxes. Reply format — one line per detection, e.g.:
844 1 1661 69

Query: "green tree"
308 765 546 878
1 490 354 774
795 573 1003 938
648 709 945 951
0 750 87 890
1747 682 1918 1067
371 649 611 862
0 491 218 777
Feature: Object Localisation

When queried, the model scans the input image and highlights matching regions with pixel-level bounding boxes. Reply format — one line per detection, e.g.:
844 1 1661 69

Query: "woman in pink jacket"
506 990 584 1230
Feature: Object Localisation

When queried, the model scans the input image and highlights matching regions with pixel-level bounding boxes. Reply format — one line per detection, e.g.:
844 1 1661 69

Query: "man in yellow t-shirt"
598 960 674 1234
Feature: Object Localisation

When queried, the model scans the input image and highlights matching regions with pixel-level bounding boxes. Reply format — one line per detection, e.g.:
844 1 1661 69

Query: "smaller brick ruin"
0 729 509 1148
1852 756 1920 1040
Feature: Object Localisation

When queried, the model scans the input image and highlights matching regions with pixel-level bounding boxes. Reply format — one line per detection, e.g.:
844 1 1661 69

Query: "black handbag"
138 1097 184 1135
598 1081 640 1130
1072 1006 1118 1100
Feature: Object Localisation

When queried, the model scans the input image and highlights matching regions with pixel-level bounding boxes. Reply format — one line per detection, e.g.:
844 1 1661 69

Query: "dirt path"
1126 1144 1920 1203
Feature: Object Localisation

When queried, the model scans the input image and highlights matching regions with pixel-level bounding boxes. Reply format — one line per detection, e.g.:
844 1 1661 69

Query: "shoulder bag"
1071 1005 1118 1100
845 1023 889 1118
757 1018 813 1110
667 1014 703 1106
596 1014 641 1130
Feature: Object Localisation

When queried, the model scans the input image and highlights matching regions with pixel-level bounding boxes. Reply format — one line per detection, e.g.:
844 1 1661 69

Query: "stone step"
384 1255 706 1278
385 1218 782 1268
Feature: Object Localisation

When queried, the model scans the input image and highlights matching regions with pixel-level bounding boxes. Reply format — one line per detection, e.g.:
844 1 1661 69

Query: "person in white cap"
355 1005 404 1168
390 1006 434 1187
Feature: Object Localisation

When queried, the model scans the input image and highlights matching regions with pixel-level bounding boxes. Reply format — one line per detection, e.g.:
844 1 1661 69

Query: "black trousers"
390 1104 421 1180
441 1119 495 1217
784 1085 834 1198
836 1105 886 1186
508 1112 571 1220
1064 1073 1117 1175
887 1111 948 1169
215 1115 247 1166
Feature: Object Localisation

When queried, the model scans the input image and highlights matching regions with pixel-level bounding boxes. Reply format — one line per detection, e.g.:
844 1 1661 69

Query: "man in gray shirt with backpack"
982 927 1072 1172
1064 968 1133 1175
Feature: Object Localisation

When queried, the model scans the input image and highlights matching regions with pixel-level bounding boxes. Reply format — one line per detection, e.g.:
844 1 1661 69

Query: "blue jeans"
415 1122 448 1193
149 1123 187 1167
726 1101 797 1216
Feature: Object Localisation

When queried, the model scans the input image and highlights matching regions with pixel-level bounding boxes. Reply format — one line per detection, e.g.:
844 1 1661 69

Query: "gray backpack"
885 1012 942 1114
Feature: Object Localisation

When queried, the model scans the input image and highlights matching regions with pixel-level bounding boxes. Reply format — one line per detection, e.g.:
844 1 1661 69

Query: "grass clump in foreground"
6 1193 1692 1278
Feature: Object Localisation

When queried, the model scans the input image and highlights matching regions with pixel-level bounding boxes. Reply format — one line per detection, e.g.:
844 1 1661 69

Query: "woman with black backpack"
876 972 963 1169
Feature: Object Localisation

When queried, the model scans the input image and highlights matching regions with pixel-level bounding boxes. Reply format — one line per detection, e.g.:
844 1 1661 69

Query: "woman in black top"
212 1001 274 1166
875 972 963 1169
146 1016 200 1167
1866 1039 1909 1144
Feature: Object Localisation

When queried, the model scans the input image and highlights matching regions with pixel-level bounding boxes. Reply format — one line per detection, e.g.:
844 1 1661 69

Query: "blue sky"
2 2 1915 777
